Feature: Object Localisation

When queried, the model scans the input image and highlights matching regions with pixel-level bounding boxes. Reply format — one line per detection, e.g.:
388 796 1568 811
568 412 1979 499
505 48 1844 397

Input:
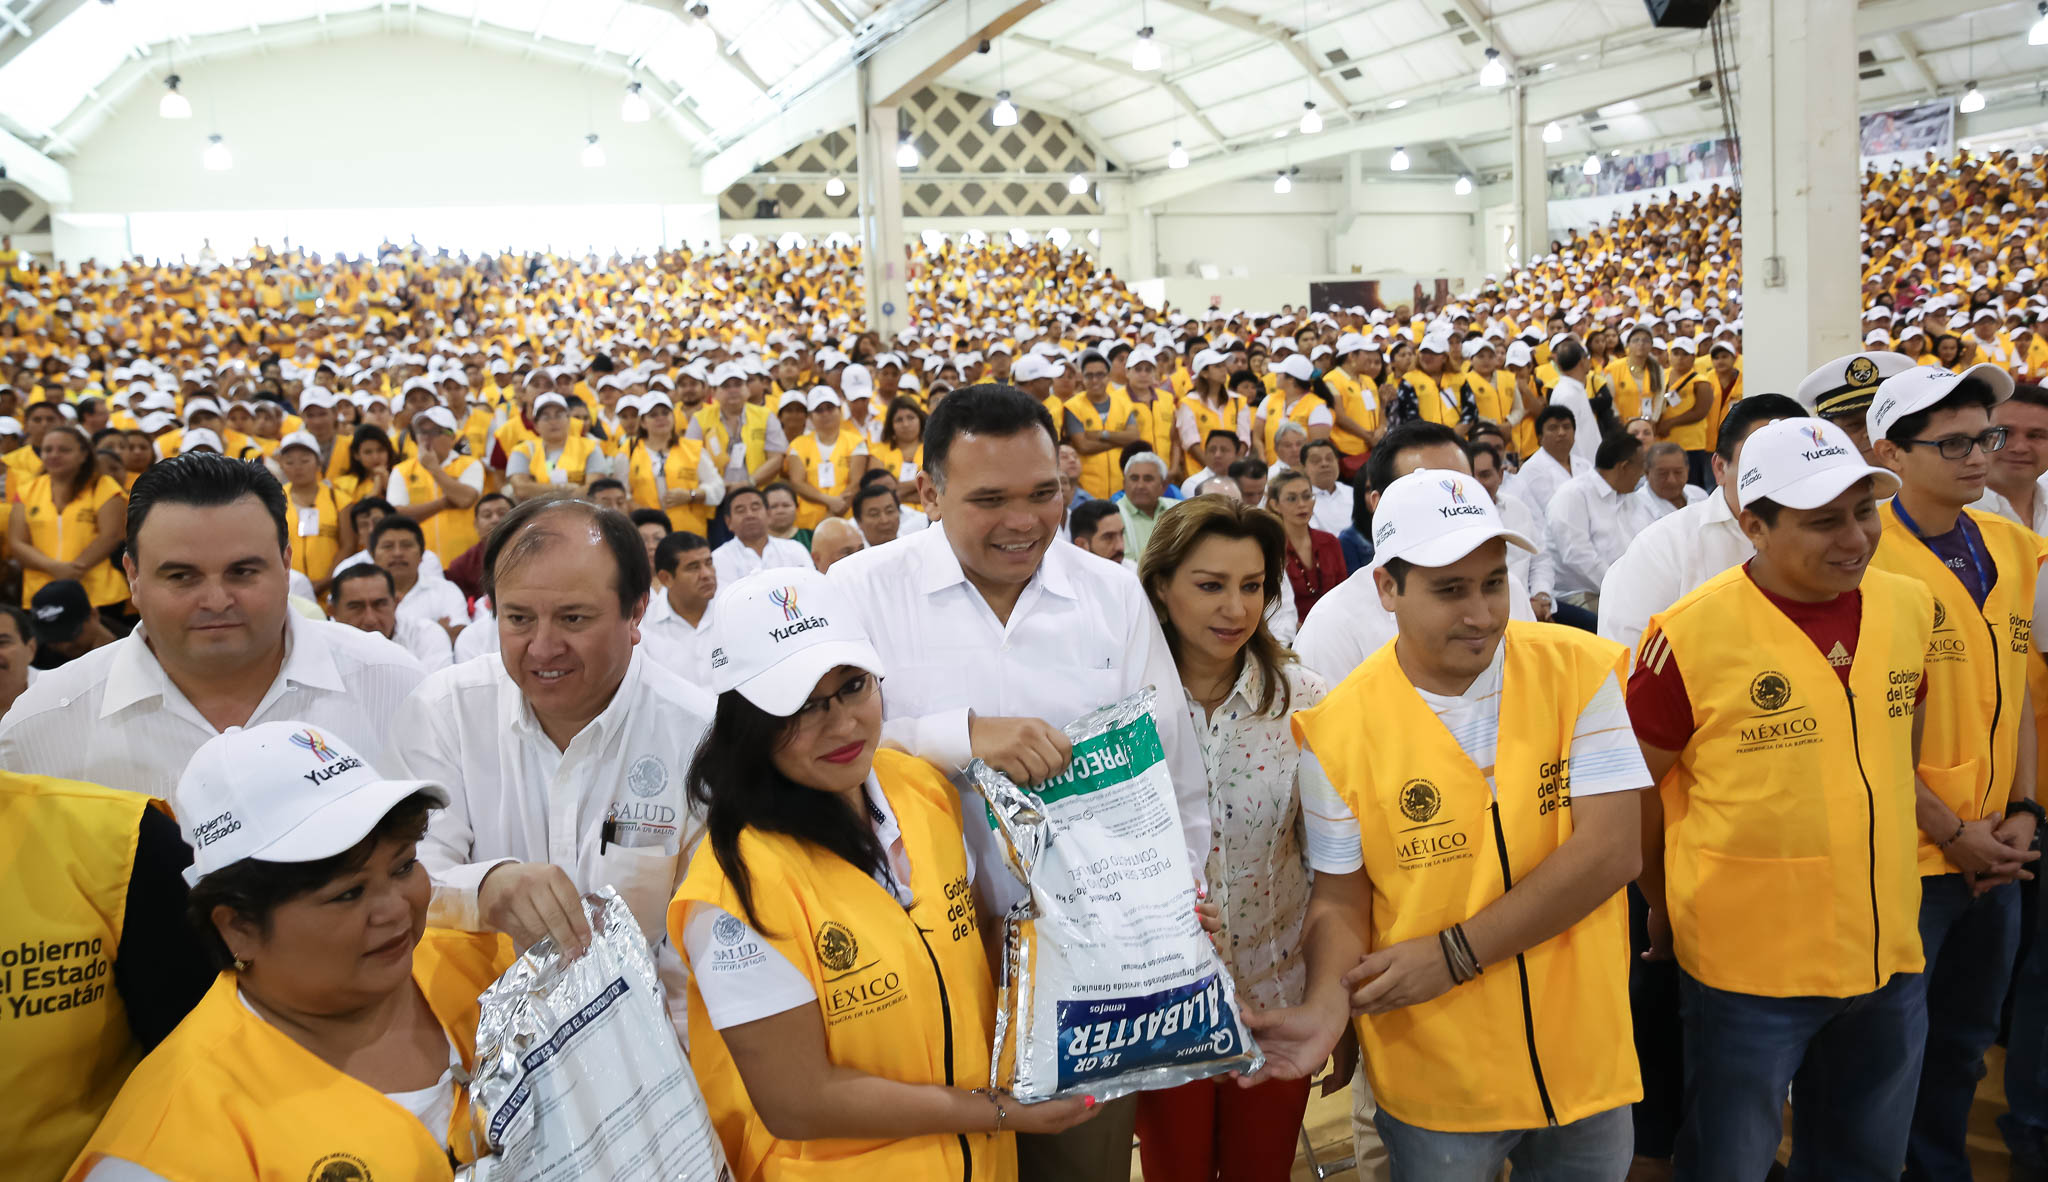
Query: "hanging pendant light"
581 134 606 168
160 75 192 119
202 134 232 171
992 90 1018 127
1132 27 1161 72
1582 152 1602 176
1389 146 1411 171
620 82 651 123
896 136 920 168
1479 48 1508 88
1167 140 1189 169
1542 120 1563 144
1454 174 1474 196
825 174 847 197
1300 101 1322 135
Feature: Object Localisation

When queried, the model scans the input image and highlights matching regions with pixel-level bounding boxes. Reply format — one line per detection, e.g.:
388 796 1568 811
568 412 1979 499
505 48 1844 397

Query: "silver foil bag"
969 687 1263 1103
462 887 731 1182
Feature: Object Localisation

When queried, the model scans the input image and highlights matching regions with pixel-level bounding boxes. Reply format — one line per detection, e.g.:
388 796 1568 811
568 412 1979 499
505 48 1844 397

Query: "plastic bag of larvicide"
969 687 1262 1104
462 887 732 1182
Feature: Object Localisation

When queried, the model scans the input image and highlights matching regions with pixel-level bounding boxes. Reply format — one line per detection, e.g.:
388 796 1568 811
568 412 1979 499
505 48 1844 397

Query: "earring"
232 957 249 972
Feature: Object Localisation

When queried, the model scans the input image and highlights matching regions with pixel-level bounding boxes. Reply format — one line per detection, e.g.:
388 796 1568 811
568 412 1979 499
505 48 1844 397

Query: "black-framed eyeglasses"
792 671 881 726
1902 427 2007 461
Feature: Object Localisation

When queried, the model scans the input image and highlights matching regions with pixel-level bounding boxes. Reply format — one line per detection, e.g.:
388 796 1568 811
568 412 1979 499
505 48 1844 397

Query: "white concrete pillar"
1508 87 1548 269
855 73 910 340
1739 0 1861 393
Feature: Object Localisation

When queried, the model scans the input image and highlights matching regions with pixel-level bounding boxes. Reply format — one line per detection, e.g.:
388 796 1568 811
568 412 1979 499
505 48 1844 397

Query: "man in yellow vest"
1064 350 1142 499
1628 418 1935 1178
1253 467 1649 1178
0 773 213 1179
1865 363 2045 1178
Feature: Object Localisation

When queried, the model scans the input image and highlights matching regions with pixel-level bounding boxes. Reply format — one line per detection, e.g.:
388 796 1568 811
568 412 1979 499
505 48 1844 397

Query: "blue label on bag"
1055 972 1239 1090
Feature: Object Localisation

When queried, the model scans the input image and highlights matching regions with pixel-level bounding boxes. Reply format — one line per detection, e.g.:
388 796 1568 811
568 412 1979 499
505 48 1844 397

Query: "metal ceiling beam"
0 0 86 75
1857 0 2025 38
1008 34 1227 148
1887 31 1938 98
1440 0 1514 70
1148 0 1355 122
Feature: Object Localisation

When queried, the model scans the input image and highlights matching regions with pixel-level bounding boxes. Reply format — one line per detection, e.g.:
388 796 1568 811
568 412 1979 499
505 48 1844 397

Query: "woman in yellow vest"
331 424 394 511
2 772 213 1182
1652 338 1713 472
1322 336 1383 476
783 388 868 530
868 396 927 508
275 432 344 596
388 408 485 566
1605 325 1664 423
67 722 509 1182
692 376 781 494
1630 420 1932 1177
1248 468 1647 1176
1252 355 1332 463
509 393 608 501
1177 352 1249 479
669 570 1095 1182
10 424 128 609
625 396 717 535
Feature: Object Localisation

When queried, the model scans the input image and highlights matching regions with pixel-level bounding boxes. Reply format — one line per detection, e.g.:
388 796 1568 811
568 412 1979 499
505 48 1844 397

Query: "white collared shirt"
1625 482 1707 533
0 612 425 810
393 615 453 672
1545 472 1635 598
1295 563 1535 685
828 524 1212 913
395 575 471 630
1597 486 1751 661
639 592 720 689
1496 491 1555 602
710 534 810 587
1509 449 1592 526
1548 375 1599 466
1974 473 2048 535
1310 482 1352 534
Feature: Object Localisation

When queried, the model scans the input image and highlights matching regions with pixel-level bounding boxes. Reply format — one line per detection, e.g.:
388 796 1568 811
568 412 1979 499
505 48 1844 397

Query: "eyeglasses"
792 671 881 728
1902 427 2007 460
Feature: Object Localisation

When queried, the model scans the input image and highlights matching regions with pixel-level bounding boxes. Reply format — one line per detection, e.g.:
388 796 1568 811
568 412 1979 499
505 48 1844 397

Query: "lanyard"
1890 497 1992 598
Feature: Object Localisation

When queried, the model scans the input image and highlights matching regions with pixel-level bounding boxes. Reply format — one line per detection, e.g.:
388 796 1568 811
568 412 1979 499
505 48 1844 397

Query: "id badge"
296 506 320 538
816 460 836 489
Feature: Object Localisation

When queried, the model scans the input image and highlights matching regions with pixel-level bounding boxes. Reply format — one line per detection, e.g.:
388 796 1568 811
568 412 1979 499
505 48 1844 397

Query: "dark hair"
344 425 394 483
1078 350 1110 374
1227 457 1268 482
0 602 33 646
1365 421 1463 495
2010 384 2048 413
22 400 61 423
629 508 672 536
760 480 799 508
1301 438 1341 468
1070 497 1123 540
1466 439 1506 473
1645 440 1687 466
483 496 652 617
1138 497 1295 716
1746 495 1785 527
1381 555 1415 592
367 513 425 555
857 467 895 489
1203 428 1242 452
347 496 393 534
1885 381 1998 445
725 485 768 513
588 477 627 498
1553 339 1587 373
184 791 438 969
127 452 290 559
1714 393 1808 462
882 395 927 446
922 384 1057 489
1534 404 1577 434
686 690 886 931
851 482 897 517
653 529 710 574
1595 432 1643 470
1228 368 1262 395
329 562 395 607
474 491 512 521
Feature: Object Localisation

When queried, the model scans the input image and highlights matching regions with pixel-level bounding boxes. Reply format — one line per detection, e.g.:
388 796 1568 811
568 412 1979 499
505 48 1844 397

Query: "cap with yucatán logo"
1367 468 1535 572
1735 418 1900 510
709 568 886 717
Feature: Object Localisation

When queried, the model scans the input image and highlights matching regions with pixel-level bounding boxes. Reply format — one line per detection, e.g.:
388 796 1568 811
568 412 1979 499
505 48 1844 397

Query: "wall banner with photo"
1546 139 1737 200
1860 102 1955 160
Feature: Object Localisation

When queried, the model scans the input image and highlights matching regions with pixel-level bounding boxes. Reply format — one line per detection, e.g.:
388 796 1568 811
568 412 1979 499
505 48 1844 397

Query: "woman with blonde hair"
1131 496 1328 1182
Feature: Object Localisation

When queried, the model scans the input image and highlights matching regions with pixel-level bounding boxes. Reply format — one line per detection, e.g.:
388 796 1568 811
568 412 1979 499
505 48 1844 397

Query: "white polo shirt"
0 612 425 809
1596 487 1751 661
1975 473 2048 535
639 593 719 689
710 534 810 587
1294 563 1535 685
1547 374 1600 466
828 524 1212 913
394 648 715 1022
1497 491 1556 603
1544 472 1634 599
1310 482 1352 534
1508 448 1591 526
395 575 471 630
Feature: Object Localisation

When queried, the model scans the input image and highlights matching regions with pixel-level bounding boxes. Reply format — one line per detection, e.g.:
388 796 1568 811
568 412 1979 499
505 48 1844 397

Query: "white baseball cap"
177 428 224 454
1367 468 1534 572
531 392 569 414
1736 418 1898 510
1191 348 1227 373
1274 354 1315 382
807 386 843 412
841 364 873 398
1011 355 1051 383
277 430 320 455
177 721 448 886
414 406 459 433
1867 363 2015 444
776 389 809 411
709 568 885 716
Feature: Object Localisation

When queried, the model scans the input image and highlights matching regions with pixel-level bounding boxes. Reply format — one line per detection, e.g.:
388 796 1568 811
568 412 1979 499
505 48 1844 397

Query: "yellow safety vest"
1323 368 1380 457
1 774 153 1182
392 453 482 564
869 440 924 486
1256 392 1328 464
671 750 1006 1182
626 438 712 535
287 482 343 585
1179 393 1248 477
20 473 128 606
513 434 601 492
695 403 773 486
1872 503 2044 874
786 427 864 531
1399 370 1459 428
69 929 511 1182
1643 564 1931 998
1064 389 1140 499
1126 392 1173 463
1292 622 1641 1133
1603 358 1662 423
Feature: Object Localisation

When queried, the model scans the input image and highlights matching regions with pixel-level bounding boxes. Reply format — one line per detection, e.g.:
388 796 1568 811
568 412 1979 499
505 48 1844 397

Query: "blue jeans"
2004 878 2048 1165
1675 968 1927 1181
1907 874 2021 1180
1373 1103 1631 1182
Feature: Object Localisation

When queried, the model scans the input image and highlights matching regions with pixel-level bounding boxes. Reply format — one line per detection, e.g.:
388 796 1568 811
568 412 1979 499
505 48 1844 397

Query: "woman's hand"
1003 1093 1100 1135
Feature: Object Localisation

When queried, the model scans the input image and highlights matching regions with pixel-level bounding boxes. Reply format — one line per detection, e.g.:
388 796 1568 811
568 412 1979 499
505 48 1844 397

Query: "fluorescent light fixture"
581 134 606 168
620 82 651 123
1133 27 1161 72
1167 140 1189 169
1300 101 1322 134
1542 120 1563 143
202 134 231 171
992 90 1018 127
1389 146 1410 171
160 75 191 119
1479 48 1507 88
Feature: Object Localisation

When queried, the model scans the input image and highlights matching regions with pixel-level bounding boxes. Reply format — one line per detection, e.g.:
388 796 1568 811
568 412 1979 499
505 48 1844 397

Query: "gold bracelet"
971 1087 1007 1133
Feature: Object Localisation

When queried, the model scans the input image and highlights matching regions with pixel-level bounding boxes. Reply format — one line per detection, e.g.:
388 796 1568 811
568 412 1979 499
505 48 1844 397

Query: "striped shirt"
1299 639 1650 874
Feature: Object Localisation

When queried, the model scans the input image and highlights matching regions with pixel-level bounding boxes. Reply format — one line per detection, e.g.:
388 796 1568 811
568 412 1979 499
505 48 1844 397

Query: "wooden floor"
1127 1048 2020 1180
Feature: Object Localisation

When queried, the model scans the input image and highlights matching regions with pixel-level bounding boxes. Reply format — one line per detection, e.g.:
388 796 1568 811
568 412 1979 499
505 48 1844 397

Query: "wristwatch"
2008 798 2046 828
